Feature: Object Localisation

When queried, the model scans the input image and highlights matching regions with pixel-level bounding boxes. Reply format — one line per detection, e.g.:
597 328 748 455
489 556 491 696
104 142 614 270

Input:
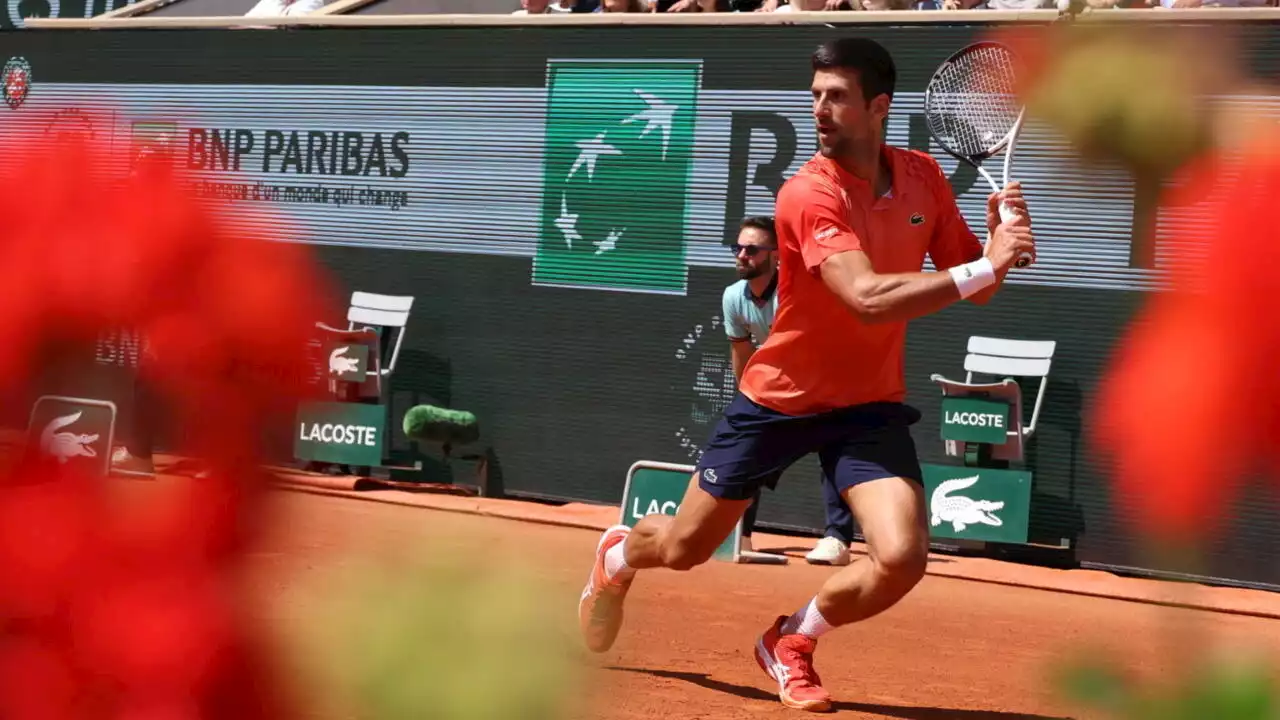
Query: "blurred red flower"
1092 139 1280 541
0 112 338 718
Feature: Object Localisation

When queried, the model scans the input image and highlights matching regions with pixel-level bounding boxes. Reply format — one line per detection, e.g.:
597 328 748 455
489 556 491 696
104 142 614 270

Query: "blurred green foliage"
1059 655 1279 720
1029 27 1280 718
1022 26 1223 183
289 554 581 720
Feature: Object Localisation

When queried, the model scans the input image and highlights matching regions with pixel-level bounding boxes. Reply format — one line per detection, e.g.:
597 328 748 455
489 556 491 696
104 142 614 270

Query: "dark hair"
811 38 897 103
739 215 777 244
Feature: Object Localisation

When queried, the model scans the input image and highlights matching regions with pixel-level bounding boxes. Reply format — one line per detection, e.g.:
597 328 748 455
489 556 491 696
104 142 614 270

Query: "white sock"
780 597 835 639
604 537 635 582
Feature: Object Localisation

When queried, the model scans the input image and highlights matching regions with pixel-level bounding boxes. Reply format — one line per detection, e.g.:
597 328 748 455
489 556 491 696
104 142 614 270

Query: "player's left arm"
928 171 1031 306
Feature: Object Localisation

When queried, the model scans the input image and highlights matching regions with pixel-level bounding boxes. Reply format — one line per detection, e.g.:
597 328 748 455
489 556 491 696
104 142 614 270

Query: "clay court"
246 480 1280 720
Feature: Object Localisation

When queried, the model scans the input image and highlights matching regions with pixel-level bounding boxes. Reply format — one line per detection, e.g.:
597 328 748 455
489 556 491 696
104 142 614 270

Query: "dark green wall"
6 19 1278 591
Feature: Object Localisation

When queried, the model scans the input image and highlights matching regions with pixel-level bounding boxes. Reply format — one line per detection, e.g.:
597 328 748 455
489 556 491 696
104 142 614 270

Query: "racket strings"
925 45 1021 158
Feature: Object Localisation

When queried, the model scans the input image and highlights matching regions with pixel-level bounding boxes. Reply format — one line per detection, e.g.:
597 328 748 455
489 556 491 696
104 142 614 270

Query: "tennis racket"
923 41 1032 269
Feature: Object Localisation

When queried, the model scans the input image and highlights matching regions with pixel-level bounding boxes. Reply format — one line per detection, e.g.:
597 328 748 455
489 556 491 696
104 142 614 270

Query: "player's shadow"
605 666 1072 719
763 545 956 564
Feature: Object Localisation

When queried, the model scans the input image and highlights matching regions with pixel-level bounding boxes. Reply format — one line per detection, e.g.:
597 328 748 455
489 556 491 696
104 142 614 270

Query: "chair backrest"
963 336 1057 446
348 292 414 329
345 291 415 385
964 336 1056 380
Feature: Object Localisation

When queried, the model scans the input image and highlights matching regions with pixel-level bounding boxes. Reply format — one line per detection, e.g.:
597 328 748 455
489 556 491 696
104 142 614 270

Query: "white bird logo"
567 132 621 181
622 90 678 160
554 194 582 249
594 227 625 256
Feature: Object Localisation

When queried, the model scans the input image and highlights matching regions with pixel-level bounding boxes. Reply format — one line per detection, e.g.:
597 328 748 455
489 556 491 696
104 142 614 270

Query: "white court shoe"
804 536 851 566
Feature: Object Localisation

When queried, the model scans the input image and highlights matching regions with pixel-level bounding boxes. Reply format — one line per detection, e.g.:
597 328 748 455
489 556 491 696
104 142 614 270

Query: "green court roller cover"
402 405 480 446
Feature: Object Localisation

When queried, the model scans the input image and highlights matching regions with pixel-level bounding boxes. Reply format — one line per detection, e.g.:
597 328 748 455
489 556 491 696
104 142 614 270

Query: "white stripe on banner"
15 83 1273 293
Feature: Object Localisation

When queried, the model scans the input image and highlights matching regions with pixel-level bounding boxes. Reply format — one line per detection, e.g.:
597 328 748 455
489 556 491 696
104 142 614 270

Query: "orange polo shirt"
739 146 984 415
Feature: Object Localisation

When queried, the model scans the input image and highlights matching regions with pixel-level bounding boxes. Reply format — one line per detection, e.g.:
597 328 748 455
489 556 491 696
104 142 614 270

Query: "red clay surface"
267 466 1280 620
245 483 1280 720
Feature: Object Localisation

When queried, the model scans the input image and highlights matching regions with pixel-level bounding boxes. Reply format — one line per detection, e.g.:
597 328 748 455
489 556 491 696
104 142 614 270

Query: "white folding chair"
930 336 1056 463
346 291 414 396
315 291 414 399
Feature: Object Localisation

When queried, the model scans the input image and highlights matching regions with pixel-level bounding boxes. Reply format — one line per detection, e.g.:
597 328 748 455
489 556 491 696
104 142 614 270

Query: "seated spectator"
773 0 853 10
653 0 728 8
603 0 650 8
1055 0 1149 9
513 0 574 12
245 0 325 15
983 0 1054 9
526 0 601 10
1156 0 1269 7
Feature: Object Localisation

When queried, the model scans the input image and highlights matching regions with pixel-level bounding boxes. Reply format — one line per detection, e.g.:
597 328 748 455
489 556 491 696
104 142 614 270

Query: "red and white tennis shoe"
577 524 634 653
755 615 834 713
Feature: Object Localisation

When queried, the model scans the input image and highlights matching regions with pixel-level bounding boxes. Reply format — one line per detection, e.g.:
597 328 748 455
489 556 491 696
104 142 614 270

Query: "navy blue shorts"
695 393 924 501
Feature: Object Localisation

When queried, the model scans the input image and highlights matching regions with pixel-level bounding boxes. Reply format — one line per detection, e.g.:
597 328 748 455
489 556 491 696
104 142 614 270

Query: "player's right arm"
730 342 754 382
779 177 1034 325
722 286 755 381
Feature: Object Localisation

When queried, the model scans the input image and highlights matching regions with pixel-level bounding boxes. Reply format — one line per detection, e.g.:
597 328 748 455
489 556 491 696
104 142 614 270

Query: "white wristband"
948 257 996 299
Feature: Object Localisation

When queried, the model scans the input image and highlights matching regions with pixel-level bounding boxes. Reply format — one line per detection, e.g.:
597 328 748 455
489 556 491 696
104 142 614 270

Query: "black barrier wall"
0 0 137 29
4 20 1279 590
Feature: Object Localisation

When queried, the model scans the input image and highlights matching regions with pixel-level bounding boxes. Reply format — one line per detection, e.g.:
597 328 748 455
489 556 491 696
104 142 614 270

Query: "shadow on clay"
605 666 1073 719
761 546 957 564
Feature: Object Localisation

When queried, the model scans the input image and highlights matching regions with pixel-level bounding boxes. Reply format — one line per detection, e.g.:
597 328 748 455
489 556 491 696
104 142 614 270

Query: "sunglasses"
731 244 776 257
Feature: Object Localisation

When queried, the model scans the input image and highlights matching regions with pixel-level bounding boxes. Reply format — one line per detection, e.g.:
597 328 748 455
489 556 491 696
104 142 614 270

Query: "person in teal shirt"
722 216 856 565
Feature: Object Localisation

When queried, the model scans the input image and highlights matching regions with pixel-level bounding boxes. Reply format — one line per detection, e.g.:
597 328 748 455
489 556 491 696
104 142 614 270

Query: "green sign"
923 463 1031 544
295 401 386 466
620 461 739 562
940 397 1010 445
533 60 702 295
27 395 117 476
324 341 368 383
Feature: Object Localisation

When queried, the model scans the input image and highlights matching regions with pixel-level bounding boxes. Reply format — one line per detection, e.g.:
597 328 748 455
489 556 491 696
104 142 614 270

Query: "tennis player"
723 215 856 563
578 37 1035 712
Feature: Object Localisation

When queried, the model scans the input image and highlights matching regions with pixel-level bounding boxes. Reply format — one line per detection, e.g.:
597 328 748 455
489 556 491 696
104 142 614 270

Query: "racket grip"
997 201 1018 224
998 202 1033 268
